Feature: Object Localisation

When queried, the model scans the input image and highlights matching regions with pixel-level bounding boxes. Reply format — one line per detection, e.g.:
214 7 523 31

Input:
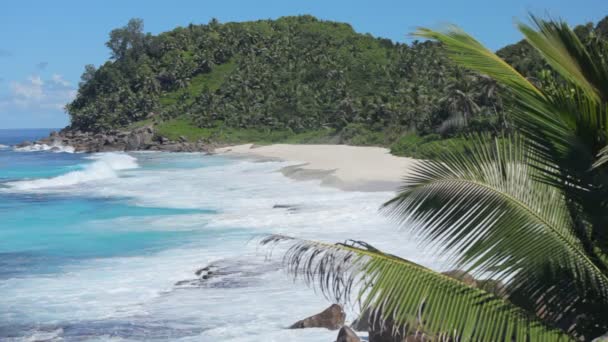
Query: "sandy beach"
216 144 419 192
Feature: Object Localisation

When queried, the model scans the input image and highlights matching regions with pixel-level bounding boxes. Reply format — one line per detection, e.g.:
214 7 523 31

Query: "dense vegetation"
67 15 608 158
264 16 608 340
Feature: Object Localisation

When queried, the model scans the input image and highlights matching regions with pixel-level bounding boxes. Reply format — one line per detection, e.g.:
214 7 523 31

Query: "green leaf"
593 145 608 169
518 16 608 103
260 234 573 341
383 135 608 306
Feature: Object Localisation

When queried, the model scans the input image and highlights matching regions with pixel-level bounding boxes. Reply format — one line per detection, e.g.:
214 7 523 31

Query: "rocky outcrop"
173 259 282 289
336 326 361 342
289 304 346 330
19 126 214 153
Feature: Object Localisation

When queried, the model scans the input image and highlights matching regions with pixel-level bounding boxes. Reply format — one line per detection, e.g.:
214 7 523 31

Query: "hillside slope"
65 15 608 157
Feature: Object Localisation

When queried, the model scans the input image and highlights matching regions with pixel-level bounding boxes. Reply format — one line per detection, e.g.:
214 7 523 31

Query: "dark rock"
351 309 371 332
289 304 345 330
125 127 154 150
273 204 294 209
195 265 219 277
18 124 213 153
272 204 300 212
174 279 194 286
157 143 183 152
174 259 281 289
16 141 32 148
337 326 361 342
126 134 142 150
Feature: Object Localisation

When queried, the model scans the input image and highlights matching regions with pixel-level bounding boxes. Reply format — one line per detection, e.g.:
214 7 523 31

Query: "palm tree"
439 71 481 133
262 16 608 341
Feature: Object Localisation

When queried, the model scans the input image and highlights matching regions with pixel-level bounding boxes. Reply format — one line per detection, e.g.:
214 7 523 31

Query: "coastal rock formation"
173 259 282 289
336 325 361 342
18 126 214 153
351 309 371 332
288 304 345 330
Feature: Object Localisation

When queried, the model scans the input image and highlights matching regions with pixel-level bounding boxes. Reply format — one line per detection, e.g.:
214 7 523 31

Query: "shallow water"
0 129 440 341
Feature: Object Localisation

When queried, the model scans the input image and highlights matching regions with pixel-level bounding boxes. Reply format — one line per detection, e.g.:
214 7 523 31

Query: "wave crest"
14 143 75 153
7 153 139 190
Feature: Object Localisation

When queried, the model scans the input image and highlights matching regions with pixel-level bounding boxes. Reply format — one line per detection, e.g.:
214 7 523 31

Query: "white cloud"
0 73 76 111
51 73 71 87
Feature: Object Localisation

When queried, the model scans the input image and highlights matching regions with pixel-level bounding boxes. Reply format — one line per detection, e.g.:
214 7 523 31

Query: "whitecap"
0 153 440 341
13 142 75 153
6 153 139 190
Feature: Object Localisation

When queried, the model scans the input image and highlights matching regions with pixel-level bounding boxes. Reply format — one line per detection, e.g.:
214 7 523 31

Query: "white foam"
7 153 139 190
0 144 8 149
13 142 75 153
0 153 441 341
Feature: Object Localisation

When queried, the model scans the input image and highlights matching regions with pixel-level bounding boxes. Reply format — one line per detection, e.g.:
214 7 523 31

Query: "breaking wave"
6 153 139 190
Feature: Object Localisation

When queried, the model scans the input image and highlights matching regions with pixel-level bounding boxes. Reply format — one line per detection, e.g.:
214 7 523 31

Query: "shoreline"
216 143 419 192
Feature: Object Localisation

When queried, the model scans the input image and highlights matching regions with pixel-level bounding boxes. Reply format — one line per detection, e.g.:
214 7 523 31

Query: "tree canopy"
67 15 608 142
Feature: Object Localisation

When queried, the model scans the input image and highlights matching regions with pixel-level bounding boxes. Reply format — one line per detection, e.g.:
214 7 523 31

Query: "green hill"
66 15 608 157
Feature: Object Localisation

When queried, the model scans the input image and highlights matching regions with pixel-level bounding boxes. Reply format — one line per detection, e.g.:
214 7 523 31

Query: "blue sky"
0 0 606 128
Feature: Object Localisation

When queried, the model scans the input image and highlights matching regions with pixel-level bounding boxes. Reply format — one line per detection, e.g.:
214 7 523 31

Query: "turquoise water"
0 130 215 279
0 129 410 342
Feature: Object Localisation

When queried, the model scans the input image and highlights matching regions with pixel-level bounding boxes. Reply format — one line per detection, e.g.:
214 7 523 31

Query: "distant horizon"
0 127 62 130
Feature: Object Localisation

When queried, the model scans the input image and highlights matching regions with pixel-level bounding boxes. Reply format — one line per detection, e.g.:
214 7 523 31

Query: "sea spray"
13 142 75 153
0 152 439 341
6 153 139 190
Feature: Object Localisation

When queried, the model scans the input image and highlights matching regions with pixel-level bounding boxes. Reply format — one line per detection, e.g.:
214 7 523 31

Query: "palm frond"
414 26 543 99
593 145 608 169
414 24 575 174
415 22 608 257
261 234 573 341
383 135 608 304
518 16 608 103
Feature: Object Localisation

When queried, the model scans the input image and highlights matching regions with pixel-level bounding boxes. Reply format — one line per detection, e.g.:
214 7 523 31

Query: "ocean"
0 129 432 341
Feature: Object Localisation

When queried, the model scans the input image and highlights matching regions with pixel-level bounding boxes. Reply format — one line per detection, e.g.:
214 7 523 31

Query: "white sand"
216 144 419 192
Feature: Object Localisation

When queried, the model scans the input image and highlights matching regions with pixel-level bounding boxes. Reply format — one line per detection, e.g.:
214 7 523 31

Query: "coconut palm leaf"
383 135 608 303
518 16 608 103
413 26 574 175
416 19 608 257
261 234 572 341
593 145 608 169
